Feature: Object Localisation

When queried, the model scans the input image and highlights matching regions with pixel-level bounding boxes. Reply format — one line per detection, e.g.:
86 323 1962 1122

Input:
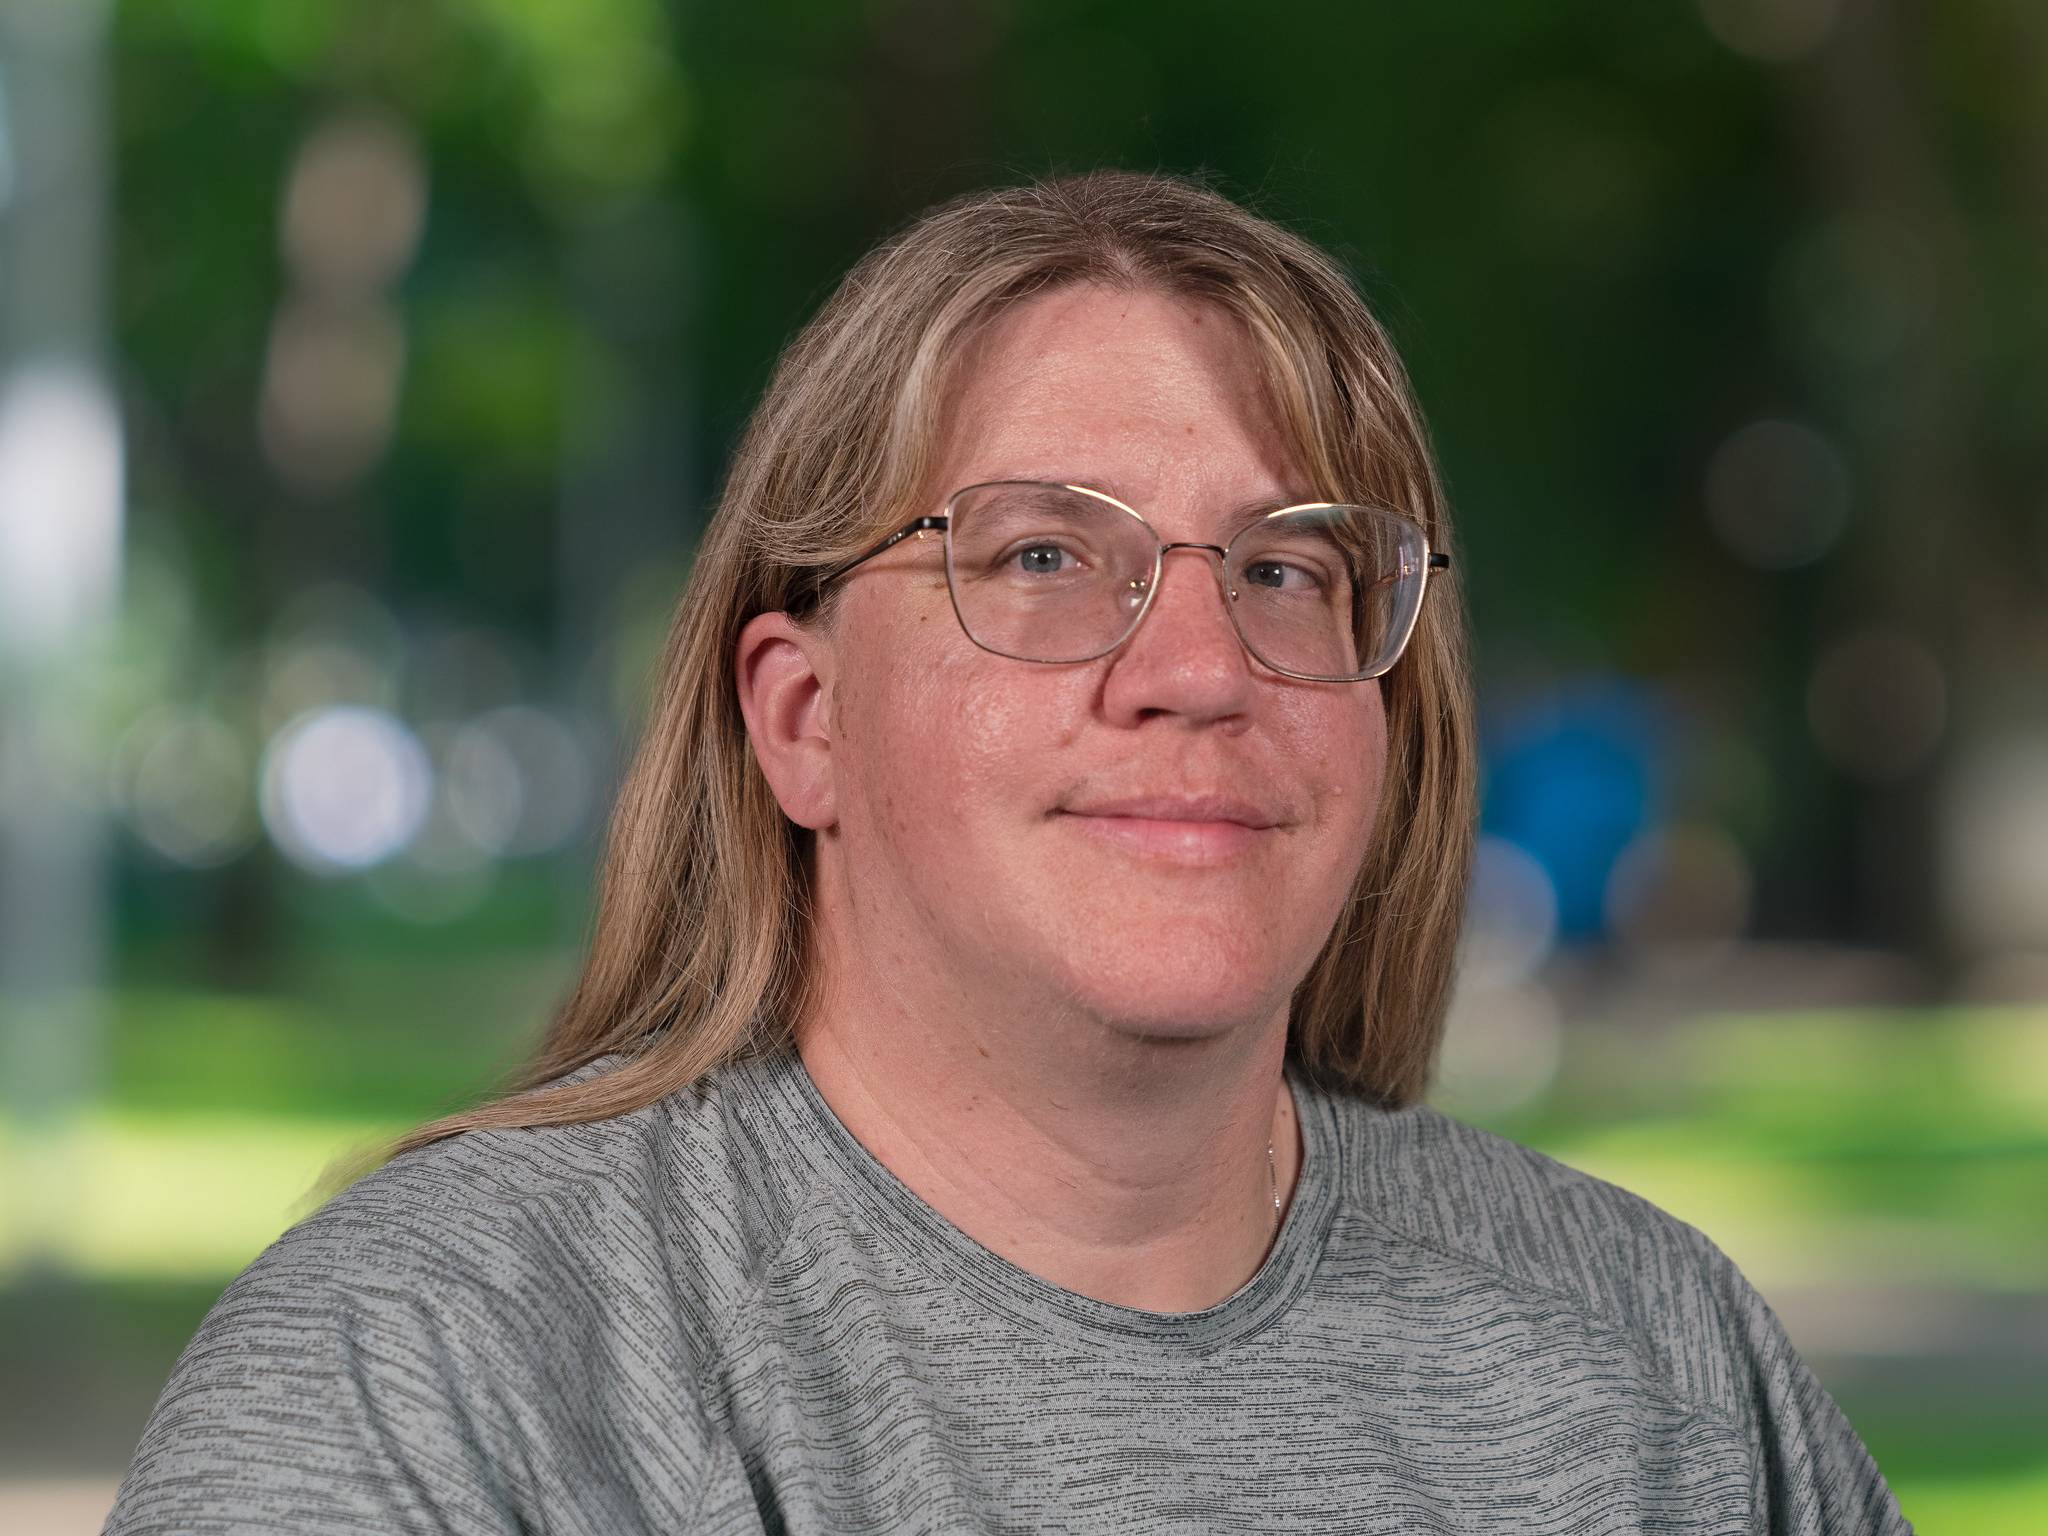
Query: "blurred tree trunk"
1792 0 1984 982
0 0 118 1264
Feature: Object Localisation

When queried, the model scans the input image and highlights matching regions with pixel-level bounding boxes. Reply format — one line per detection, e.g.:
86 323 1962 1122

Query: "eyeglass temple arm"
1359 552 1452 594
811 515 952 592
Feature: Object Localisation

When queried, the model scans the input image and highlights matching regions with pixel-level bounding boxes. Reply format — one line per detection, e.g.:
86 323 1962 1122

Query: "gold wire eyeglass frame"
801 480 1453 683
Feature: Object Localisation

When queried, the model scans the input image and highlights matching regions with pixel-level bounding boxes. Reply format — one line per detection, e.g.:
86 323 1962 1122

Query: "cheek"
921 661 1084 831
845 608 1076 852
1351 694 1391 825
1288 685 1389 850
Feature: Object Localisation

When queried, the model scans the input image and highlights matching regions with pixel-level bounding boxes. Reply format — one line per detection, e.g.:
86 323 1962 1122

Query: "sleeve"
1701 1243 1916 1535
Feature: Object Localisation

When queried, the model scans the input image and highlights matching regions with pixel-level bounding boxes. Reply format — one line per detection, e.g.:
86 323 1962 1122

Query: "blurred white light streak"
0 65 16 212
0 363 123 652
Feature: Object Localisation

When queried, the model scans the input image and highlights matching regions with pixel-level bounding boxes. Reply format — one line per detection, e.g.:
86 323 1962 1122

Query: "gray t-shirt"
104 1046 1910 1534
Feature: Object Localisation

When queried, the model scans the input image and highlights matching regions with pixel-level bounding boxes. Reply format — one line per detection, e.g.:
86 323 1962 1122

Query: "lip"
1056 794 1283 867
1059 794 1281 828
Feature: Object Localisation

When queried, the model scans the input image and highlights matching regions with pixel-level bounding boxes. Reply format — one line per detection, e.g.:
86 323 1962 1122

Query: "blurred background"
2 0 2045 1529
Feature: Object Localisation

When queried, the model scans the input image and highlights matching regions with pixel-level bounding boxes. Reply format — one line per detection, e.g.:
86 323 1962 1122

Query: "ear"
735 610 838 831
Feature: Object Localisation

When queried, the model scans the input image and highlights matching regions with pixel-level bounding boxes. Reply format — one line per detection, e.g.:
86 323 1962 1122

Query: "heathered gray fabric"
105 1046 1910 1535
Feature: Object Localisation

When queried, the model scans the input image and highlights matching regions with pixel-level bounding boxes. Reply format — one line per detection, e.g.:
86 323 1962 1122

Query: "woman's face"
815 283 1388 1041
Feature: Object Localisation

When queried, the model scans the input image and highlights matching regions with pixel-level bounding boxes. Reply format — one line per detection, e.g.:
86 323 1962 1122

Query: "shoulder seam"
697 1169 837 1364
1342 1202 1748 1437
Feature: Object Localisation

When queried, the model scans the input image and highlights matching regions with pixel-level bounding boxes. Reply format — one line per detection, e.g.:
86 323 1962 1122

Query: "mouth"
1055 796 1282 866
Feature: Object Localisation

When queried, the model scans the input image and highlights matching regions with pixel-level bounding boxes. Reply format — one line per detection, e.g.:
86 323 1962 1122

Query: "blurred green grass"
91 949 570 1121
2 966 2043 1524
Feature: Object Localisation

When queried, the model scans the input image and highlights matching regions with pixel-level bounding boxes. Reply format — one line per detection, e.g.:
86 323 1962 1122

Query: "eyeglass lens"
942 483 1427 680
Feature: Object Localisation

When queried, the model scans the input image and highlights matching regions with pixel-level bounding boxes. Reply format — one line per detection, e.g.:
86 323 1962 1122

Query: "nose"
1098 542 1256 723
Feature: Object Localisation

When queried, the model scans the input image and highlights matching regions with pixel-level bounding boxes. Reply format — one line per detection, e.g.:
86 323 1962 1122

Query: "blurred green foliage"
105 0 2048 953
8 0 2044 1523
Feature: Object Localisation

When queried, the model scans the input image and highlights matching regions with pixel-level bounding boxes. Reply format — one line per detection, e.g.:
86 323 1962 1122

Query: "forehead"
930 284 1303 499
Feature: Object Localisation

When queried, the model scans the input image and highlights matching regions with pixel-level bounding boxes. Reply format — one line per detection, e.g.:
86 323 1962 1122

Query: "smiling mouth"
1056 810 1271 865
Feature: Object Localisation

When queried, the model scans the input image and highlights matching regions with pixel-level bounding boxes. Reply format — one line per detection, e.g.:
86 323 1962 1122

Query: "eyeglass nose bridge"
1112 538 1250 662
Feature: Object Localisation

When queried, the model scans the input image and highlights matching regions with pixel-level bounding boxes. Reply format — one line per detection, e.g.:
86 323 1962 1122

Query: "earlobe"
734 611 838 831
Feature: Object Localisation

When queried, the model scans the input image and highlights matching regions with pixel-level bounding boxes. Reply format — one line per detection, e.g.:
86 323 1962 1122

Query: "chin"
1104 1011 1254 1044
1060 963 1281 1037
1051 899 1288 977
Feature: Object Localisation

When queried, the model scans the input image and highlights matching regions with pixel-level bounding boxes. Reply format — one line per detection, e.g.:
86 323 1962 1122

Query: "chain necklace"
1266 1137 1281 1228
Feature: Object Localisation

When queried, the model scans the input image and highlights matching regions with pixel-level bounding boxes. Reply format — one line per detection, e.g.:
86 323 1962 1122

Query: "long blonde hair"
384 169 1476 1160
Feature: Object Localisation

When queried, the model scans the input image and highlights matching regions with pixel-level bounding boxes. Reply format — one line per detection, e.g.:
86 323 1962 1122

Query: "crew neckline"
729 1046 1344 1360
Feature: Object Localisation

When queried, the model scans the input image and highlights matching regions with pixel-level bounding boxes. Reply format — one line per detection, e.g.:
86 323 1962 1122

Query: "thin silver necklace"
1266 1137 1281 1229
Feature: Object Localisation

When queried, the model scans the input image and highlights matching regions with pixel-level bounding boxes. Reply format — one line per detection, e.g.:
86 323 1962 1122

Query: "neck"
793 890 1303 1313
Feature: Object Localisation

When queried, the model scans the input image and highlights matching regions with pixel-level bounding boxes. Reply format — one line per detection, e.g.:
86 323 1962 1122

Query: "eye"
1242 558 1321 592
1010 542 1084 576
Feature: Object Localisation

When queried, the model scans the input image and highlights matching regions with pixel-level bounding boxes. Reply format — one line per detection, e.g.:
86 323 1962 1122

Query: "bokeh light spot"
1704 418 1851 570
258 705 431 873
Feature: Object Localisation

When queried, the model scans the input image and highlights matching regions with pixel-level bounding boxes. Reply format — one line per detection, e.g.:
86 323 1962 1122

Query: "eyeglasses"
804 480 1451 683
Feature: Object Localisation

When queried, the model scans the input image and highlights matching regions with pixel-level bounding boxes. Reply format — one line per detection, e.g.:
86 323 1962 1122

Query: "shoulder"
105 1054 764 1534
1314 1093 1910 1530
182 1048 732 1414
273 1050 796 1355
1326 1094 1760 1419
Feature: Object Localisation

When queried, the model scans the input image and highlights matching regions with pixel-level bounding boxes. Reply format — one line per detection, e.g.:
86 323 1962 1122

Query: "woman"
104 170 1909 1534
